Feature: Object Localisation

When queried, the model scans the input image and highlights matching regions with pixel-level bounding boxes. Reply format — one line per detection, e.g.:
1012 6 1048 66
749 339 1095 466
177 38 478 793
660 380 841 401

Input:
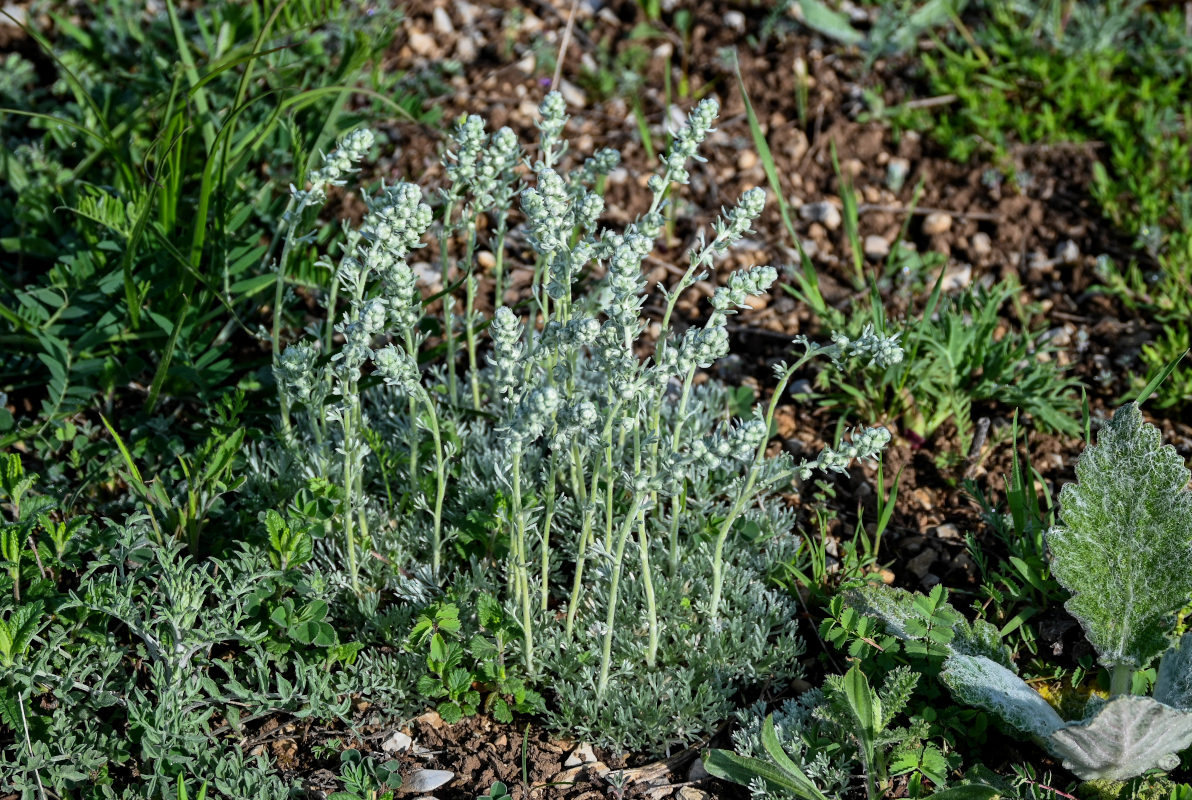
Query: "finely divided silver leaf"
1045 403 1192 669
939 654 1064 739
1050 695 1192 780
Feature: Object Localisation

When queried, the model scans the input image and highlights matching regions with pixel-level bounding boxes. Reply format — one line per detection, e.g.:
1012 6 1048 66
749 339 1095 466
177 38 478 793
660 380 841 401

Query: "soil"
4 0 1191 796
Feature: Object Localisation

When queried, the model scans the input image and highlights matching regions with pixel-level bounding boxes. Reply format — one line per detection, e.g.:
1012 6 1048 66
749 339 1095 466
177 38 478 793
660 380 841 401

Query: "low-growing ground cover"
1 1 1191 798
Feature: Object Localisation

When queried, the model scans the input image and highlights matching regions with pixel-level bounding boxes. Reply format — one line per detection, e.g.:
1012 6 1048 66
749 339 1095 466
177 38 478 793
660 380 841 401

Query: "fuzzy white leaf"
1155 633 1192 710
940 654 1064 739
1050 695 1192 780
1045 403 1192 669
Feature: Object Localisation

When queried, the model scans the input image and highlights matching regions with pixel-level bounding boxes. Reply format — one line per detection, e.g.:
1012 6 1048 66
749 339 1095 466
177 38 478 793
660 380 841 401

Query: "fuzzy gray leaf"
1050 695 1192 780
1045 403 1192 669
940 654 1064 739
1155 633 1192 710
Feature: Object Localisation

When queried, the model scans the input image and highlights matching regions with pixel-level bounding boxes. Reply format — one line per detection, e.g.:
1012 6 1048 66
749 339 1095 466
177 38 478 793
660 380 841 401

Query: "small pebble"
432 7 454 34
382 731 413 753
863 235 890 260
564 742 597 767
723 9 746 31
477 251 496 270
969 232 992 257
455 35 478 63
886 157 910 192
408 32 436 57
559 80 586 109
1055 239 1080 264
929 523 962 541
737 149 758 170
401 770 454 794
922 211 952 236
799 201 842 231
941 263 972 291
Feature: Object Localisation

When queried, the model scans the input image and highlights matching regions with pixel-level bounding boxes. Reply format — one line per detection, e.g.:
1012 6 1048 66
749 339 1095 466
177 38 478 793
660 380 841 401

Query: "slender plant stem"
708 351 822 619
597 430 645 696
510 449 535 675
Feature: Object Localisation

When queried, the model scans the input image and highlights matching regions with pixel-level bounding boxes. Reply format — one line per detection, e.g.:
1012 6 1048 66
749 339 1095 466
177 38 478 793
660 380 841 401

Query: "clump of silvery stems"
271 92 901 697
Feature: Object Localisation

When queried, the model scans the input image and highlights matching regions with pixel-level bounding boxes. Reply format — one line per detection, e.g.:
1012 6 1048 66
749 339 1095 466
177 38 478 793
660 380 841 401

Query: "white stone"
433 7 454 35
455 35 477 63
559 80 586 109
1 4 26 25
564 742 597 767
941 263 972 292
863 235 890 260
382 731 413 753
408 32 436 57
1055 239 1080 264
724 10 746 31
922 211 952 236
799 201 842 231
401 770 453 794
970 232 992 257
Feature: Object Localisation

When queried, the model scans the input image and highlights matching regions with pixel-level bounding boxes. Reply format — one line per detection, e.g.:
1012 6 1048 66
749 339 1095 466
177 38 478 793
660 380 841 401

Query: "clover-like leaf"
1050 695 1192 780
939 653 1064 739
1045 403 1192 669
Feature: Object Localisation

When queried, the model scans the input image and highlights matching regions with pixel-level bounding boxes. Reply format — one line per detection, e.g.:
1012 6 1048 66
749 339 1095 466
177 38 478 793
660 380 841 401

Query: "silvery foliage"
854 409 1192 781
271 93 891 750
0 515 358 798
729 693 855 800
543 510 806 752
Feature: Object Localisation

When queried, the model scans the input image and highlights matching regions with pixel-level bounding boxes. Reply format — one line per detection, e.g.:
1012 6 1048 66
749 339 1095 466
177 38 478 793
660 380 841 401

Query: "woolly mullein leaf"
939 654 1064 739
1155 633 1192 710
1045 403 1192 669
1049 695 1192 780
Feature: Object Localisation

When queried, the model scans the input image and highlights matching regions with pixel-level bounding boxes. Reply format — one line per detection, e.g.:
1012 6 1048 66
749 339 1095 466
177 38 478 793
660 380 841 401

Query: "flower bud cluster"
796 426 892 481
362 182 432 261
299 128 375 205
603 232 653 331
537 91 568 145
828 325 904 369
710 188 766 253
372 344 420 394
444 114 487 189
693 418 768 471
656 325 730 378
664 98 718 184
331 316 374 384
276 341 319 403
550 399 601 451
472 126 520 208
488 307 524 397
538 316 602 354
523 168 573 255
571 148 621 189
709 265 778 326
506 385 562 450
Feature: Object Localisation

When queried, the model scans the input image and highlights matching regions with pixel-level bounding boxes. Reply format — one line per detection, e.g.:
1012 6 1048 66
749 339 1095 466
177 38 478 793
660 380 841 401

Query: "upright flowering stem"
706 356 809 621
597 423 647 696
510 447 534 675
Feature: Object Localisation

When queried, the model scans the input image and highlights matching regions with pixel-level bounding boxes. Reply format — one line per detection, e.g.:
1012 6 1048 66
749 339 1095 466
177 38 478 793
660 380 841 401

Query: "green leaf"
1045 403 1192 669
704 744 829 800
926 785 1001 800
841 666 878 761
792 0 864 45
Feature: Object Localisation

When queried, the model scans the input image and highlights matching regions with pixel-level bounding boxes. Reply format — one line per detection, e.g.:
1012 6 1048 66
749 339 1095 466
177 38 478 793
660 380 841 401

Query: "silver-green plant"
852 402 1192 781
273 92 895 712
